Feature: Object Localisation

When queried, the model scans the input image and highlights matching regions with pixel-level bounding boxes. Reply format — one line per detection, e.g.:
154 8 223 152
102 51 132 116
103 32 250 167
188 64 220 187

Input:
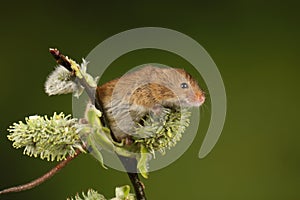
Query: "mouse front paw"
150 104 164 116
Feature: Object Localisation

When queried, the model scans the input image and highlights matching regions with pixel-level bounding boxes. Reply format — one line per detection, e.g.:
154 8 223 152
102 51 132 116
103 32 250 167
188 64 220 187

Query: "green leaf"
87 136 107 169
78 104 116 168
114 185 135 200
137 145 150 179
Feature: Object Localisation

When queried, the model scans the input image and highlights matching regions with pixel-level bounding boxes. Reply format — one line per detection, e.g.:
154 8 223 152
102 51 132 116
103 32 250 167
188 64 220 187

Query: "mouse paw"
150 104 163 116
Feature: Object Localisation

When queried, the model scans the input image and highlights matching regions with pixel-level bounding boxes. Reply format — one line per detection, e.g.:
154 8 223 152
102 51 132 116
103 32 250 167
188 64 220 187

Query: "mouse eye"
180 82 188 89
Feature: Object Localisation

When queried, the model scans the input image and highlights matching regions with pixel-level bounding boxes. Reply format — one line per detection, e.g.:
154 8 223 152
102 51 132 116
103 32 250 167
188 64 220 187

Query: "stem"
127 172 146 200
118 156 146 200
0 150 81 195
49 48 147 200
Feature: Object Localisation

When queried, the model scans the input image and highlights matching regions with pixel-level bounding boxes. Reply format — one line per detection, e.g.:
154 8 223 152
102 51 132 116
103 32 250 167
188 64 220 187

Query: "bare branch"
0 150 81 195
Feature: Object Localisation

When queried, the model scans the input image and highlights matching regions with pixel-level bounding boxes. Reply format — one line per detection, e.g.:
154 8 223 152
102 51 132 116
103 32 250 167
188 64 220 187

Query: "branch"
0 149 81 195
49 48 147 200
118 156 146 200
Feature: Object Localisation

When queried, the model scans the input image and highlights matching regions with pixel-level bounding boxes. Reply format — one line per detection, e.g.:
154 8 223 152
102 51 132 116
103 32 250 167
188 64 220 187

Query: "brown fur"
97 65 205 140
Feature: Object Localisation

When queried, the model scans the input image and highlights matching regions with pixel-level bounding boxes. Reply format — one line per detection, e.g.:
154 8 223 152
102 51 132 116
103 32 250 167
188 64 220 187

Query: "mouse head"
151 67 205 108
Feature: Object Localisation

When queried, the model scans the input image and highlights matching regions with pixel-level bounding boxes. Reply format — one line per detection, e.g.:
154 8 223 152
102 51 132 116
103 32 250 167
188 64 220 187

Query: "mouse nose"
196 92 205 105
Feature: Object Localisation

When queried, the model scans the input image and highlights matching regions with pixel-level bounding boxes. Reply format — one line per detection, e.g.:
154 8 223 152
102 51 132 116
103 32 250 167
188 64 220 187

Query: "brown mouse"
97 65 205 141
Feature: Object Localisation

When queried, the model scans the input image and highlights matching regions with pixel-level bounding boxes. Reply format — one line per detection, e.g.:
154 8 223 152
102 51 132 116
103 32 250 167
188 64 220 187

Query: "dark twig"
49 48 147 200
118 156 146 200
0 150 81 195
49 48 109 128
127 172 146 200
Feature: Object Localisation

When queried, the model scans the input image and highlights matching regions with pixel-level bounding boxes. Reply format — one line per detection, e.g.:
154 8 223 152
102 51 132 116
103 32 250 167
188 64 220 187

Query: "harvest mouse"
97 65 205 141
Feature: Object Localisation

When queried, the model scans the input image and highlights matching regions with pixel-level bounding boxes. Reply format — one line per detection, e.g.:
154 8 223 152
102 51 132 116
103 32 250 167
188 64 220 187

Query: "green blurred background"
0 1 299 199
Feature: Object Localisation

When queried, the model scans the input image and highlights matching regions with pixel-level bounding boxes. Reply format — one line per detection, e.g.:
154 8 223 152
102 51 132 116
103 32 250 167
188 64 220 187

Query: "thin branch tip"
49 48 72 71
0 150 81 195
